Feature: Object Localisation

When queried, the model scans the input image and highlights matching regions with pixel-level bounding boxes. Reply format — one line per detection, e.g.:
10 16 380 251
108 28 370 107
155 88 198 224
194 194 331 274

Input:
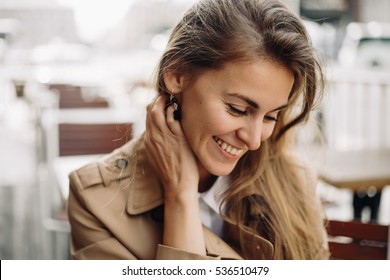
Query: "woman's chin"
206 164 236 177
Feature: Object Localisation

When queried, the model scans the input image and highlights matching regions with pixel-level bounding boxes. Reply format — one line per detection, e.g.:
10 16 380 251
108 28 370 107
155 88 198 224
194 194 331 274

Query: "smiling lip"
213 136 244 157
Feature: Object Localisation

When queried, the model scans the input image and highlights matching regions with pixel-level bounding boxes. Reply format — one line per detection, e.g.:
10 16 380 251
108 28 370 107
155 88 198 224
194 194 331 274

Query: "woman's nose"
237 119 262 151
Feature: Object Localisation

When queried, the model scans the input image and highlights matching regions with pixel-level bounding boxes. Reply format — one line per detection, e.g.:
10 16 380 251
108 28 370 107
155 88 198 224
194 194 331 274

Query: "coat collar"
97 135 164 215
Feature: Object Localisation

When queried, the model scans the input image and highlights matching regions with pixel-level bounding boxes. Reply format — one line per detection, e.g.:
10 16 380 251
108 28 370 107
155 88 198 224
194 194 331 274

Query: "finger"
166 105 184 136
155 94 168 111
146 95 168 131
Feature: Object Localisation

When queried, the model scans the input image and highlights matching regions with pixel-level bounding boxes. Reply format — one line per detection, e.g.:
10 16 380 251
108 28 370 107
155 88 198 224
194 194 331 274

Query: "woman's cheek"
261 124 276 141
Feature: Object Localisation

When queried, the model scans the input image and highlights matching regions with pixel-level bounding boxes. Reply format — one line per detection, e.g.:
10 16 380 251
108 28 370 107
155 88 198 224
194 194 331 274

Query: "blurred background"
0 0 389 260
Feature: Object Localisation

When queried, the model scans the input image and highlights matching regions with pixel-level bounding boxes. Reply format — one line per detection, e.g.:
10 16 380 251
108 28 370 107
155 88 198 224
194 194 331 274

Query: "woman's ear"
163 71 186 95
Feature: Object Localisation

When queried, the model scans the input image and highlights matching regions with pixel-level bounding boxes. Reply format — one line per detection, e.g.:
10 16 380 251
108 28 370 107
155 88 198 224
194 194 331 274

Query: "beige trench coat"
68 136 277 260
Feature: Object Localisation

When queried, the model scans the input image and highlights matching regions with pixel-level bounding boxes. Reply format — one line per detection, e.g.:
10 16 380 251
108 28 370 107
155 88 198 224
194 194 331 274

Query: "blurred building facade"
0 0 78 48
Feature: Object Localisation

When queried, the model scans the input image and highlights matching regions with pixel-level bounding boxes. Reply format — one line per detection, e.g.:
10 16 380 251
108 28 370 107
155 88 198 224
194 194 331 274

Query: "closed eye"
227 104 248 116
264 115 279 122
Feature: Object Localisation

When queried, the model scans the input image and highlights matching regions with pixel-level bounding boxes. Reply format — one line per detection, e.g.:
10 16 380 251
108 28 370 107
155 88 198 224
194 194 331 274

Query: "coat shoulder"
68 137 141 192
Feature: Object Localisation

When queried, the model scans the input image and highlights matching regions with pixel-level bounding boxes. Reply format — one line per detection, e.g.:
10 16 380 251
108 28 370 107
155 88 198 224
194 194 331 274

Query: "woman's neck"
198 165 217 193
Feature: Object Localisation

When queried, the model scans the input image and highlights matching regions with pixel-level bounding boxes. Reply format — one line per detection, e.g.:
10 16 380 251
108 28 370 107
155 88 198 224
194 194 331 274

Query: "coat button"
116 158 128 169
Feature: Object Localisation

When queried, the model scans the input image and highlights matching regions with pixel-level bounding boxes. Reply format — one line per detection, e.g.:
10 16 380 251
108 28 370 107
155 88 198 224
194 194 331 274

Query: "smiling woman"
67 0 329 260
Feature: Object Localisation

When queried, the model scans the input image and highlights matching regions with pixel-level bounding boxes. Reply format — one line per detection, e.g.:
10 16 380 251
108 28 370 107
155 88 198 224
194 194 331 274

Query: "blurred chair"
53 121 133 197
48 83 109 109
59 123 131 156
317 68 390 223
39 106 136 259
44 109 137 164
326 219 390 260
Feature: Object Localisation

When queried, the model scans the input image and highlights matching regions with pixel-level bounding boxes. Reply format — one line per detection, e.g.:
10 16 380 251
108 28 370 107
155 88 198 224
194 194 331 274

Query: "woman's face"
179 59 294 178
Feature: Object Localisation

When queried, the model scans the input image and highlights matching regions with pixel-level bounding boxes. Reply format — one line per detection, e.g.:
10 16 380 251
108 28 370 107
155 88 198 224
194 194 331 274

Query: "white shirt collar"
198 176 230 237
199 176 229 214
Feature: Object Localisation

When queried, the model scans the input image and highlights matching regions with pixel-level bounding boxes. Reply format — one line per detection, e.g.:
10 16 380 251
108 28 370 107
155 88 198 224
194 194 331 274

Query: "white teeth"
214 137 242 156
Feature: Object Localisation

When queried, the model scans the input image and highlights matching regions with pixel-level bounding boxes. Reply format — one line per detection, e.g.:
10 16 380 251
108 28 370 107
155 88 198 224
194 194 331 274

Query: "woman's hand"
144 95 199 197
144 94 206 256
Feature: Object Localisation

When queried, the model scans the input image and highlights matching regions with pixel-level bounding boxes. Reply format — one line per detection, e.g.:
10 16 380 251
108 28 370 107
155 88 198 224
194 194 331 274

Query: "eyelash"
227 104 279 122
264 115 279 122
227 104 248 116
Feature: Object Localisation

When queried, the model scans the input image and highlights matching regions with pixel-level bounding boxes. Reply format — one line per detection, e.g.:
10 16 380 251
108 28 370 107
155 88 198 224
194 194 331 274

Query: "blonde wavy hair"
154 0 328 259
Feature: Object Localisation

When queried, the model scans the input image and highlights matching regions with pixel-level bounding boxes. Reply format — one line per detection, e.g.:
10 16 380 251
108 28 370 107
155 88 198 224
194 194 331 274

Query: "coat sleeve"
156 245 220 260
68 176 137 260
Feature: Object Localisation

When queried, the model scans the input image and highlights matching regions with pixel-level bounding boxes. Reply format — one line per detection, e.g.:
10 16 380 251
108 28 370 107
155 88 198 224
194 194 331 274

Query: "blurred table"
318 149 390 222
319 149 390 191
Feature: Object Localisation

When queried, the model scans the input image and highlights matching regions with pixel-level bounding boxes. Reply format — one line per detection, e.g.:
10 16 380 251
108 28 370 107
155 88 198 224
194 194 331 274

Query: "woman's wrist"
163 186 199 206
163 187 205 255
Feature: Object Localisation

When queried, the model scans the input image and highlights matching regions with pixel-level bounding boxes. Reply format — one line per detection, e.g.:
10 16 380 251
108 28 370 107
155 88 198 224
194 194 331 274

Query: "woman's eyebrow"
226 93 259 109
226 93 288 111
